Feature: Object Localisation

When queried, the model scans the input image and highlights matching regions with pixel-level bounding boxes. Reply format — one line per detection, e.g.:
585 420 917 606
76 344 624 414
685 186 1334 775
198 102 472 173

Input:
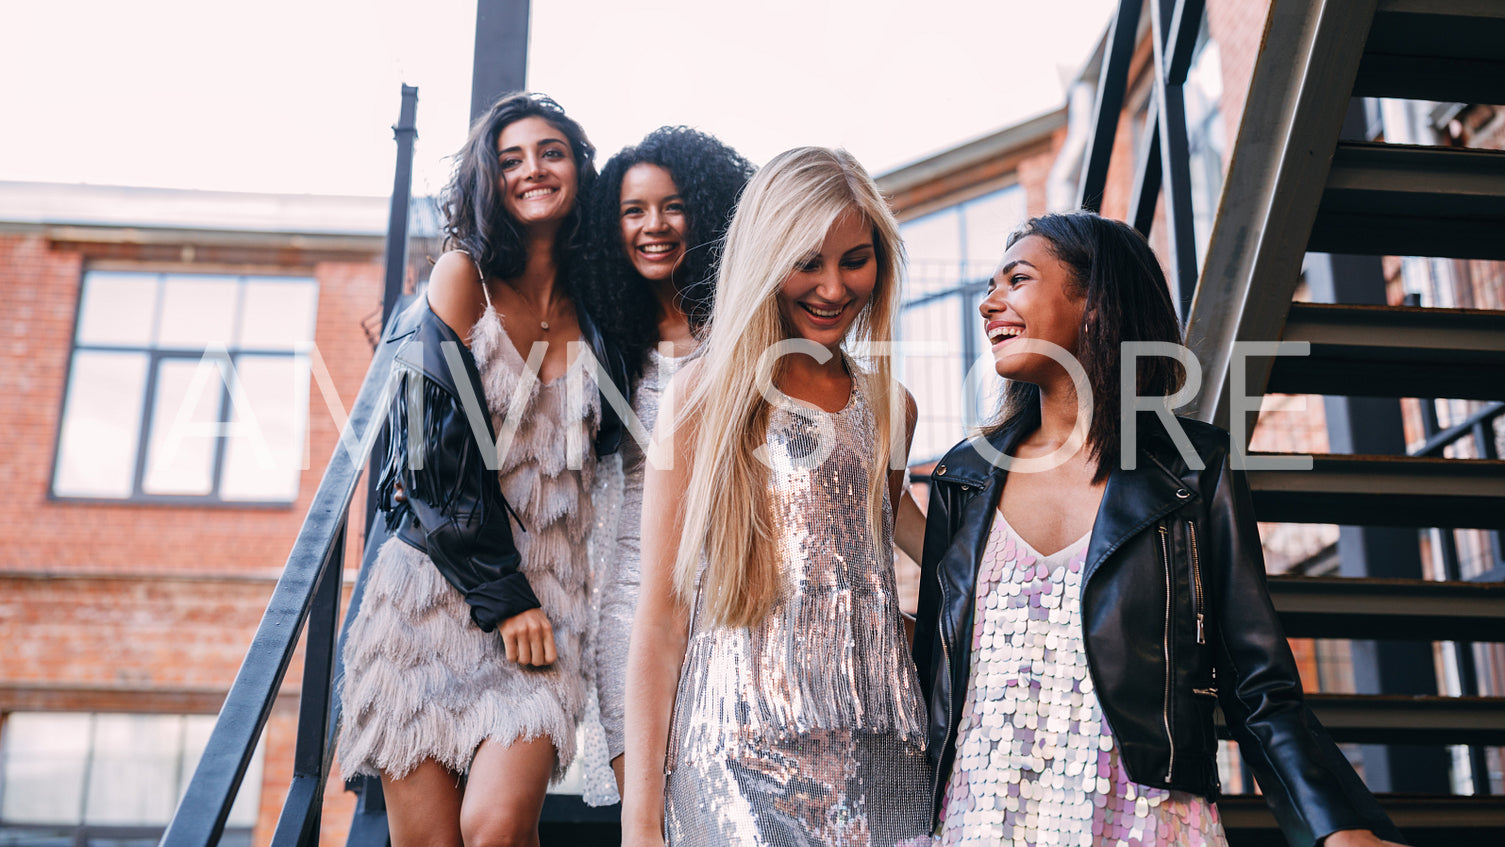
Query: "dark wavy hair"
577 126 755 381
984 210 1185 480
438 92 597 285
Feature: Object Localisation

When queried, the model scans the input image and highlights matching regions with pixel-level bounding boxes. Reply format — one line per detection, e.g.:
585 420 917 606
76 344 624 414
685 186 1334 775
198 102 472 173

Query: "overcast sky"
3 0 1115 199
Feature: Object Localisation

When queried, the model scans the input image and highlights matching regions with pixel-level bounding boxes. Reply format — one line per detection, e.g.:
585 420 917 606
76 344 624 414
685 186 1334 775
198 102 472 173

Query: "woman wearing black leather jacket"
913 211 1404 847
336 93 627 847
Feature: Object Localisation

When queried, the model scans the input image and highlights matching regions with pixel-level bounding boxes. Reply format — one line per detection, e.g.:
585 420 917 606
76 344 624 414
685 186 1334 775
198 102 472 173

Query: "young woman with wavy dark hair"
575 126 754 794
913 211 1406 847
337 92 624 847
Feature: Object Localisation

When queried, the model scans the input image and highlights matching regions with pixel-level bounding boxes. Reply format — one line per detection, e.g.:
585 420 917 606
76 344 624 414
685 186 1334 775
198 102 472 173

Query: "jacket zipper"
933 568 955 807
1188 520 1204 645
1157 522 1176 782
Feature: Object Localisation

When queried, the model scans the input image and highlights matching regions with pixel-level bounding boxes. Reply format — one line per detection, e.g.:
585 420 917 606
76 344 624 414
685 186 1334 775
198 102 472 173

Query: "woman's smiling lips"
636 241 681 261
799 300 847 327
519 186 558 201
986 319 1024 347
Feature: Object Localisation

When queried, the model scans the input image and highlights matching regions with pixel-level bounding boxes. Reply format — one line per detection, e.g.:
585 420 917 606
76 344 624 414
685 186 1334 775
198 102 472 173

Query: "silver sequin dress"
337 302 599 782
936 513 1228 845
664 381 932 847
598 347 686 761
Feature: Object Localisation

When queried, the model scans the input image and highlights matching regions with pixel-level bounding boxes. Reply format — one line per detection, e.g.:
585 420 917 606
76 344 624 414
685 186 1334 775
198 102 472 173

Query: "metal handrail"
160 337 397 847
1412 401 1505 459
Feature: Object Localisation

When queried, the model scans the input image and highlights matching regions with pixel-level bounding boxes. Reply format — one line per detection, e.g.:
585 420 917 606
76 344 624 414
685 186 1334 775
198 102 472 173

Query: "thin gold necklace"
506 283 553 332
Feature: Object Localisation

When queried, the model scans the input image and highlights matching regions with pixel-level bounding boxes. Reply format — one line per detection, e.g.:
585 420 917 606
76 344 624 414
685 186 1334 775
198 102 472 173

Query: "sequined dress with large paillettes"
663 381 933 847
936 513 1228 846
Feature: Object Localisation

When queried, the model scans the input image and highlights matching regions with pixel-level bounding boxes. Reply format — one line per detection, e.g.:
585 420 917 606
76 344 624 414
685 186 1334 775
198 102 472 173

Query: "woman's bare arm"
621 366 698 846
891 388 923 563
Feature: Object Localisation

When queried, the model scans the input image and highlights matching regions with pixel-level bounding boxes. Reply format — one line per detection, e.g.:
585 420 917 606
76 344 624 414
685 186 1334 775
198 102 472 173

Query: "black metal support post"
470 0 531 121
270 519 346 847
382 86 419 331
1077 0 1142 212
367 85 419 541
1149 0 1200 318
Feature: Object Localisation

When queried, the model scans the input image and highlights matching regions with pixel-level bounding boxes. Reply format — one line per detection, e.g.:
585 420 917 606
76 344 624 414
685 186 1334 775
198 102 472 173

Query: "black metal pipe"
381 86 419 331
368 86 419 542
1077 0 1143 212
470 0 530 121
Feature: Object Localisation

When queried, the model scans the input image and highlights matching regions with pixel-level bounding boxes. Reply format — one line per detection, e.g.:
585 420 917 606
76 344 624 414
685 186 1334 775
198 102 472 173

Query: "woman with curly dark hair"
337 92 626 847
577 126 754 793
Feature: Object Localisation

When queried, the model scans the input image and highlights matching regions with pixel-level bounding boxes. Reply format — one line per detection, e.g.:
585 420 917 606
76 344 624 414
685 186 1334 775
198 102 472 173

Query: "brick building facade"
0 182 392 846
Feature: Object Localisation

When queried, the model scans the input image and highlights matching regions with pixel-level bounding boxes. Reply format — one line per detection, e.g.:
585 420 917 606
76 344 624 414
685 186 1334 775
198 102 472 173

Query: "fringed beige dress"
338 293 598 782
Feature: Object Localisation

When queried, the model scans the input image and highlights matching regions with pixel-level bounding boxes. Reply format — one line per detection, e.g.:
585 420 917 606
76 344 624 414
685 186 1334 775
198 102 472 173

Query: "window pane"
220 355 309 502
180 717 263 828
900 210 962 299
0 713 90 824
83 715 181 825
76 272 158 347
899 297 970 461
141 358 226 496
237 278 317 350
961 187 1027 274
54 352 149 498
155 276 238 349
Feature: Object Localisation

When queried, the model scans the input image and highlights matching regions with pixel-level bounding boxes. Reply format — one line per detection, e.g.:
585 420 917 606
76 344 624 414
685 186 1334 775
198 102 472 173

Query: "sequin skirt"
665 728 932 847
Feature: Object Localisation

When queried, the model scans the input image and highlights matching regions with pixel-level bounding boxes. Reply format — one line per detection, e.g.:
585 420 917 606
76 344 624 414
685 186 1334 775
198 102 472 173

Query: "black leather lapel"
1082 449 1189 586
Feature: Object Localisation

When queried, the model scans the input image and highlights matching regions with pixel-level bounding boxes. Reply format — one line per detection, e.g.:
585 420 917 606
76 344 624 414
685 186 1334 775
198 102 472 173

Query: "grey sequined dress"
664 380 932 847
598 346 687 760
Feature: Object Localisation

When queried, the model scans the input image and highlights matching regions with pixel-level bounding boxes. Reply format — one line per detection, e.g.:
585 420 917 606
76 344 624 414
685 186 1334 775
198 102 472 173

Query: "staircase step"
1265 302 1505 400
1268 575 1505 642
1245 454 1505 528
1355 0 1505 104
1221 794 1505 846
1216 694 1505 745
1308 142 1505 259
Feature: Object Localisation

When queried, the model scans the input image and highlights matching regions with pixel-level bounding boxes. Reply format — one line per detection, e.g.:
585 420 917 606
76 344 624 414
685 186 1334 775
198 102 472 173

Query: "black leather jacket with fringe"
374 293 625 632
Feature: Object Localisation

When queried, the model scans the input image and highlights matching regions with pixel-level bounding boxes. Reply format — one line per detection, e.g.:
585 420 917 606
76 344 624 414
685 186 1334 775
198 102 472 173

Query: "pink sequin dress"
936 513 1228 846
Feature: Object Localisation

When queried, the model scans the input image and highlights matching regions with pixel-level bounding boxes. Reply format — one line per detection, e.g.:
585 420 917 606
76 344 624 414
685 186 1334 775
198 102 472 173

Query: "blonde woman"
621 147 931 847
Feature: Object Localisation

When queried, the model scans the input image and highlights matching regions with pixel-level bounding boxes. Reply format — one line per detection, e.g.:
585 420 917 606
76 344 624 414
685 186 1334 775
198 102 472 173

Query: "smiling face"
619 163 689 284
495 115 579 230
777 209 878 349
979 234 1087 384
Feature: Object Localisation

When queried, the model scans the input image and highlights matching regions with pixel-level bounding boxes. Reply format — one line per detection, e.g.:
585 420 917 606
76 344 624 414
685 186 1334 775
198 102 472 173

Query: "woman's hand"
499 608 556 666
1322 831 1405 847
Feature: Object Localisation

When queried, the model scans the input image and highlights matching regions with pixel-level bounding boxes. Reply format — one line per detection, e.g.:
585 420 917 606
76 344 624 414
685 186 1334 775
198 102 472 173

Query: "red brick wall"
0 230 378 847
1206 0 1272 153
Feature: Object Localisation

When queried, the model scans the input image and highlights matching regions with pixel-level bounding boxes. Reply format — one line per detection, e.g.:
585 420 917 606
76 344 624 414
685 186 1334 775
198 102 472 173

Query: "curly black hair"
438 92 597 287
577 126 755 381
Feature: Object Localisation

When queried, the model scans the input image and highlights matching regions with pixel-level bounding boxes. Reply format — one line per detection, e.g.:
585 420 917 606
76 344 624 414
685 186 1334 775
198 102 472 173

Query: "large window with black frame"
0 712 264 847
897 184 1028 463
51 270 318 505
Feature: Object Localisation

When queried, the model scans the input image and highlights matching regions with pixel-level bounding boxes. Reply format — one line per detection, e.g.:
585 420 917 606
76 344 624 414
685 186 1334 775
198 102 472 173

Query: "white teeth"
521 188 554 200
640 243 675 254
805 304 841 318
988 326 1023 342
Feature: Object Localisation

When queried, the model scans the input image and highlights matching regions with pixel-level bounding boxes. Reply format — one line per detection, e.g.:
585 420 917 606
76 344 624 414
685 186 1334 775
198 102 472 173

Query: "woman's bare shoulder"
425 251 489 341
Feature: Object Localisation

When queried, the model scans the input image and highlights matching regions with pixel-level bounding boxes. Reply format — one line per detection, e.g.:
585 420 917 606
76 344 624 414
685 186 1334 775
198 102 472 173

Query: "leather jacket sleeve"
374 308 540 634
1202 435 1404 846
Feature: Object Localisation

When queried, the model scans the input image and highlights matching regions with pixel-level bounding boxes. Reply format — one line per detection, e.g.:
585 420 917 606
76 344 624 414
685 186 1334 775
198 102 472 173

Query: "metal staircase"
1079 0 1505 842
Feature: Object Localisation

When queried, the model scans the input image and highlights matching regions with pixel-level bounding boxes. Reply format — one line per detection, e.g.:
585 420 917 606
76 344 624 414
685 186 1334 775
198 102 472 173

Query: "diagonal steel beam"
1182 0 1379 433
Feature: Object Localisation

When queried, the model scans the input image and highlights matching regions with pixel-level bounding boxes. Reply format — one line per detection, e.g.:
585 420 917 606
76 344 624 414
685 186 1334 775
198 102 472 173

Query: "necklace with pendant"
508 284 552 331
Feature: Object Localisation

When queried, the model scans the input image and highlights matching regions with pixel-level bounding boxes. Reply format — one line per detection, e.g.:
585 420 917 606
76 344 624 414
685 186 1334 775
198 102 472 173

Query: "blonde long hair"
673 146 905 628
